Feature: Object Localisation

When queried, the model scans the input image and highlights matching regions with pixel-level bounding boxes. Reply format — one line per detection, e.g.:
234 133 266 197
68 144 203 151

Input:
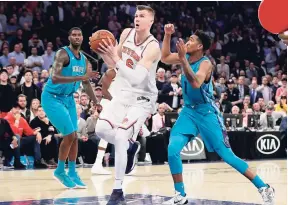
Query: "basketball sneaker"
91 164 111 175
125 141 140 174
259 184 275 205
162 191 188 205
68 171 87 189
106 189 126 205
53 171 76 189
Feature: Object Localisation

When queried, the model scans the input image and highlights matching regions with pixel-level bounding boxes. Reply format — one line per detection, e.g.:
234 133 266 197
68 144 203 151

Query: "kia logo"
181 137 204 156
257 134 280 155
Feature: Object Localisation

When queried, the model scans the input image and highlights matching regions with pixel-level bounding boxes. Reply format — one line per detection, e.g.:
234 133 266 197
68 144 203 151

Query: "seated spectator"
237 76 250 100
226 79 241 106
30 106 58 167
215 76 227 99
252 102 263 115
231 105 240 114
0 69 16 118
257 97 266 112
76 104 88 163
275 95 287 113
29 98 40 121
260 105 286 129
161 73 182 110
242 108 253 127
26 47 44 73
275 78 287 101
4 102 47 168
249 80 263 105
152 103 172 132
0 118 25 169
17 94 32 122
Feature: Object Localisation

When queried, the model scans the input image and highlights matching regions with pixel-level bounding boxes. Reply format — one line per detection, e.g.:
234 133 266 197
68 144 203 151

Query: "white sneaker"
259 184 275 205
91 165 111 175
162 192 188 205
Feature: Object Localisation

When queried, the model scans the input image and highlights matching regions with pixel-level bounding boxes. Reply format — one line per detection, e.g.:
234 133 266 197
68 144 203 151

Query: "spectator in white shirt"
256 76 273 104
42 46 55 70
26 47 44 73
152 103 167 132
217 56 230 80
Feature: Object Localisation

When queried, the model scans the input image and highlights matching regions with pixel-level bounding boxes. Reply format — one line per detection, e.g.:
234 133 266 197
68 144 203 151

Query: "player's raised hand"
164 24 175 35
176 38 187 60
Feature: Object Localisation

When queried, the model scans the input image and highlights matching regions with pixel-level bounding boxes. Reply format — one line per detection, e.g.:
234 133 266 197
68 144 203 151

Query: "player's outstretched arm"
161 24 182 65
82 59 98 104
99 68 116 101
177 39 212 88
51 49 89 84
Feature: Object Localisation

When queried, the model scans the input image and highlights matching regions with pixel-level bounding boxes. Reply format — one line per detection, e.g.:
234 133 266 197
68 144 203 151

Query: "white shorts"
99 96 153 140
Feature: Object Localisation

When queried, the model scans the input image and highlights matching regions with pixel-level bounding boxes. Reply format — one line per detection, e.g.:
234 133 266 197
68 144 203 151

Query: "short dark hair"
12 102 21 109
194 30 211 52
68 27 82 36
136 5 155 16
24 69 33 75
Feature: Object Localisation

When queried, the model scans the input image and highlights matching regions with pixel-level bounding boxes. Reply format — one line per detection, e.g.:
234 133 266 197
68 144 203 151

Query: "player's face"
134 10 153 31
185 35 203 54
69 30 83 47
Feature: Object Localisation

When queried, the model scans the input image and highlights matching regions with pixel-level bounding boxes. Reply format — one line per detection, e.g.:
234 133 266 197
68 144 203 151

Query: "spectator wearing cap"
0 46 9 67
0 69 16 118
94 86 103 104
249 80 263 105
275 78 287 101
226 78 241 106
9 75 17 90
259 105 286 129
161 73 182 110
16 69 41 108
256 76 273 104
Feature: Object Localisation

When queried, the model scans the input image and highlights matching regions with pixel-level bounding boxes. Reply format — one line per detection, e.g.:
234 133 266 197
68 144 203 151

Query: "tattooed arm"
51 49 89 84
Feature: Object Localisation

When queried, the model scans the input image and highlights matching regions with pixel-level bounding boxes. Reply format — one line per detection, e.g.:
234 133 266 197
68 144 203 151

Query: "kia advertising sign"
181 136 206 160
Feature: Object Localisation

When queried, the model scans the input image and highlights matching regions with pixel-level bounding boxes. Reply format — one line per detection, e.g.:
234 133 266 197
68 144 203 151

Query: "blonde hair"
136 5 155 17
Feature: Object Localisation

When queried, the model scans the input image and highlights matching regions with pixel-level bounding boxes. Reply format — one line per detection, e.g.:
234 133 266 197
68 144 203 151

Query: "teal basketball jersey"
181 55 214 106
44 46 86 95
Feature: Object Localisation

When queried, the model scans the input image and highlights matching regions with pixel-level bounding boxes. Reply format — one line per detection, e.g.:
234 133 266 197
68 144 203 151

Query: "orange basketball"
90 30 116 52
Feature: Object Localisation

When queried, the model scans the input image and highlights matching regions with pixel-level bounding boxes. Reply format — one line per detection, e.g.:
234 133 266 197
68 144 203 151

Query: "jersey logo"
122 46 140 62
126 59 134 69
72 66 85 74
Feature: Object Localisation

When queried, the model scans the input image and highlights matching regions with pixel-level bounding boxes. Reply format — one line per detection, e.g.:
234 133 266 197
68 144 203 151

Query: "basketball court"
0 160 286 204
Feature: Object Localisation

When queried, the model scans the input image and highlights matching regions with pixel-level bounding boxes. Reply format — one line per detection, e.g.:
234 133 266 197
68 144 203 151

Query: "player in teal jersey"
42 27 98 189
161 24 275 205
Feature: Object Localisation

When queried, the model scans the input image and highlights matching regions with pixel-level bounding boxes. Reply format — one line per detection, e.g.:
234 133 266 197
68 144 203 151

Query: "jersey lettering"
122 46 140 62
126 59 134 69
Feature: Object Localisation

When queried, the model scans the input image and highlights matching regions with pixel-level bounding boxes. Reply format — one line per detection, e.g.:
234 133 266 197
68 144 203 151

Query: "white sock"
94 139 108 167
114 179 123 190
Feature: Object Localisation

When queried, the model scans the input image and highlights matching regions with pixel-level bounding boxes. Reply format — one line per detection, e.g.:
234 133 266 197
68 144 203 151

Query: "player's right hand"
164 24 175 35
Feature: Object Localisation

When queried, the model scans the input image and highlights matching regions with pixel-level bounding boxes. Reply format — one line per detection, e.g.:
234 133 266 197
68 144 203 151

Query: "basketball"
90 30 116 52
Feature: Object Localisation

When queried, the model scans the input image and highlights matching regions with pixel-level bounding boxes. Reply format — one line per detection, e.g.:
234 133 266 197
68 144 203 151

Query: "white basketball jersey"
119 28 160 98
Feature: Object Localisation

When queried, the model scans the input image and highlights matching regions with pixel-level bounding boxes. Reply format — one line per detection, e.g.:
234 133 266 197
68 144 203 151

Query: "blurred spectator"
29 98 40 122
226 79 241 106
216 56 230 80
260 105 286 129
250 80 263 105
215 76 227 99
0 46 9 67
0 69 16 118
237 76 249 100
275 78 287 101
242 108 253 127
161 73 182 110
8 44 25 66
16 70 41 108
30 106 58 167
256 76 272 104
152 103 172 132
231 106 240 114
26 47 44 72
42 46 55 70
275 95 287 113
219 91 232 113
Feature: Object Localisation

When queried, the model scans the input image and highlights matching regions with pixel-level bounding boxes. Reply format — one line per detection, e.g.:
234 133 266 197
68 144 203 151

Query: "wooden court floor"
0 160 286 205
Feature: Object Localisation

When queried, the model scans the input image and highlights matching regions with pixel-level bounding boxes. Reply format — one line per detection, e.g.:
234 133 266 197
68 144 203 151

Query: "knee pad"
95 119 114 139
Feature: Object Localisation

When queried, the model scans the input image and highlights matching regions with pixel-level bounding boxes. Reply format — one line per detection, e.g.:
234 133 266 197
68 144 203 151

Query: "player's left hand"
176 38 187 61
98 38 120 63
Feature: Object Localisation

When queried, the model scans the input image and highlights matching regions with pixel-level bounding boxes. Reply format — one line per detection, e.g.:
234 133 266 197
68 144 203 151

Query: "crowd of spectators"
0 1 286 169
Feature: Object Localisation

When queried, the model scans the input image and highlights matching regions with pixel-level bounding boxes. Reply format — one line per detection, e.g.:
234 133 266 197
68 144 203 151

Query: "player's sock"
174 182 186 196
114 179 123 190
68 160 76 175
252 175 268 189
95 150 105 166
55 159 65 173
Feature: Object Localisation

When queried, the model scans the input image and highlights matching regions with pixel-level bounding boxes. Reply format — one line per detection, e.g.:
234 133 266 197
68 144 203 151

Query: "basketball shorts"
171 104 230 152
42 91 77 136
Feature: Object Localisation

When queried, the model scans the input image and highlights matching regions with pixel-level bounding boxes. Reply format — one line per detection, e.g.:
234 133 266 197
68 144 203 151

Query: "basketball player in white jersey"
93 5 161 205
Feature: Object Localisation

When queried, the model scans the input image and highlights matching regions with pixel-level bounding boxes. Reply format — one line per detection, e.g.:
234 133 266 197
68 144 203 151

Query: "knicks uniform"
42 46 86 136
98 28 160 140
